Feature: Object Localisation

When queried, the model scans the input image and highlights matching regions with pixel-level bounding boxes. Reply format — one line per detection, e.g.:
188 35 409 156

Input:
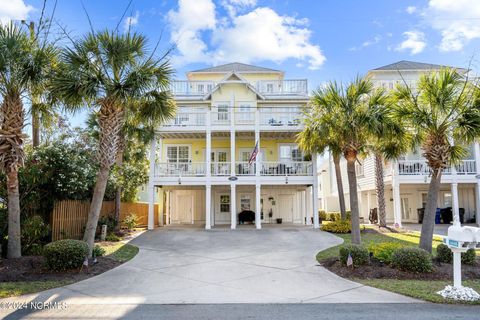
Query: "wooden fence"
50 200 159 241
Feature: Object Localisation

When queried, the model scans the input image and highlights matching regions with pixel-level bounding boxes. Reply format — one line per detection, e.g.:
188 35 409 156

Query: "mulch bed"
0 256 121 282
320 256 480 281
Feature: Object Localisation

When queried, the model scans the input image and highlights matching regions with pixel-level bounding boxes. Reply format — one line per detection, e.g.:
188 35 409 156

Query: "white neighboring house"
318 60 480 227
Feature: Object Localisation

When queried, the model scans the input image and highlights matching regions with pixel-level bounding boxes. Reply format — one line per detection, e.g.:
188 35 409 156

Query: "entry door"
278 194 294 223
215 193 231 224
401 197 410 220
211 150 229 175
177 194 193 224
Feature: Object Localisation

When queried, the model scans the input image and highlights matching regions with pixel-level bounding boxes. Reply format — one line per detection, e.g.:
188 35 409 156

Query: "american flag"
248 141 259 166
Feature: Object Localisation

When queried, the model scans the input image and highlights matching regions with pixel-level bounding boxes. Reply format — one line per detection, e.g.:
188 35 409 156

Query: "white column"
475 182 480 227
148 137 157 230
255 108 260 177
392 180 402 228
231 184 236 229
206 113 212 177
367 191 371 223
312 153 319 229
305 190 312 225
255 184 261 229
451 182 460 226
205 185 211 230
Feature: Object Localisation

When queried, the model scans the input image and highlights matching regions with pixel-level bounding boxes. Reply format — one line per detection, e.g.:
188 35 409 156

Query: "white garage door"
174 194 193 224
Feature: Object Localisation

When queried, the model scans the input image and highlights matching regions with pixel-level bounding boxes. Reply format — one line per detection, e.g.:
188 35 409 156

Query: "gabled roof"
372 60 458 71
202 71 265 100
189 62 282 74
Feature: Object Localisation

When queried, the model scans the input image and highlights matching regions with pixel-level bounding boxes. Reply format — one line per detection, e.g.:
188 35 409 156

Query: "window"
240 195 251 210
279 144 303 162
197 84 204 93
355 161 364 176
238 104 253 121
220 195 230 213
217 105 229 121
167 146 189 163
443 192 452 207
266 83 274 93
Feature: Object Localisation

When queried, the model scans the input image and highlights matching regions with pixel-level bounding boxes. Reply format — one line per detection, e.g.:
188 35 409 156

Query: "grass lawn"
317 227 479 304
357 279 480 304
100 242 139 262
0 280 74 298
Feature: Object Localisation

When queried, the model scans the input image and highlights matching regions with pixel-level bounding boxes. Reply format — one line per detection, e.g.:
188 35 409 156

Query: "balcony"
256 80 308 96
260 110 302 127
170 81 215 96
162 111 206 127
397 160 476 175
154 161 313 177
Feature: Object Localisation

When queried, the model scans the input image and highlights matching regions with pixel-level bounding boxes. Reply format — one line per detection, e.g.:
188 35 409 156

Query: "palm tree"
393 68 480 253
0 23 57 258
51 30 176 256
365 88 411 227
298 100 347 220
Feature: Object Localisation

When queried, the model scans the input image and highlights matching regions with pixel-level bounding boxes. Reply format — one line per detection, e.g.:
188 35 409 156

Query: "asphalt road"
1 303 478 320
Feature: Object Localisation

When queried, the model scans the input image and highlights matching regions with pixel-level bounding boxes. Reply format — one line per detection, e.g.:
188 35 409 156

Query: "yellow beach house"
146 62 318 229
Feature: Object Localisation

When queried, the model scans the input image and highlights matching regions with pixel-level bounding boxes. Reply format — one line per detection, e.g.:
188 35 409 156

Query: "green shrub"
21 215 50 255
462 249 476 265
98 214 117 234
368 242 405 264
319 210 327 221
339 244 369 266
436 244 476 265
122 213 138 230
93 244 106 257
391 247 433 273
436 243 452 263
321 219 351 233
43 239 88 271
105 233 121 242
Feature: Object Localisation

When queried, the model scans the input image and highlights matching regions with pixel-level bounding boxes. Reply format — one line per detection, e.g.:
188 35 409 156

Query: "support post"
305 190 312 225
475 182 480 227
451 182 460 227
231 184 236 229
453 250 462 288
255 108 260 177
392 180 402 228
312 153 319 229
255 184 261 229
205 185 211 230
148 137 157 230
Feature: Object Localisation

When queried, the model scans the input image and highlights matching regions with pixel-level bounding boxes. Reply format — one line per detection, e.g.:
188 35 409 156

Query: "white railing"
155 162 206 176
211 162 231 176
397 160 476 175
211 111 231 125
261 161 313 176
234 111 255 125
455 160 476 174
259 111 302 127
170 81 215 96
163 112 206 127
256 80 308 95
236 161 255 175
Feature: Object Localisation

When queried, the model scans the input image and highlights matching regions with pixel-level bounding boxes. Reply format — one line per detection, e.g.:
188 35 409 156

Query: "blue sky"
3 0 480 127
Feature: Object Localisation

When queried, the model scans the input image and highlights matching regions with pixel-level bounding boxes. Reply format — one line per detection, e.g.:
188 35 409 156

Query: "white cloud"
124 11 140 32
395 30 426 54
0 0 33 24
168 0 325 70
406 6 417 14
349 34 384 51
424 0 480 51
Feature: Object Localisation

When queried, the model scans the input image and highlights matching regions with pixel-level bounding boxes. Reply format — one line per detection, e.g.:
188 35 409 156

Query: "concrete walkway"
1 226 417 305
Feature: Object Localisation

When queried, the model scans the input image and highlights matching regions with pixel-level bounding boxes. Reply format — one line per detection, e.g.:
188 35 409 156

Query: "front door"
215 193 231 224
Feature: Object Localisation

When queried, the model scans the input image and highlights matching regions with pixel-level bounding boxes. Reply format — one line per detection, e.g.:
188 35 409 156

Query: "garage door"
278 194 294 223
175 194 193 224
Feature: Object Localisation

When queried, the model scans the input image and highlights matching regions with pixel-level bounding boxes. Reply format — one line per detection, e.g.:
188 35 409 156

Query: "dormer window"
266 83 274 93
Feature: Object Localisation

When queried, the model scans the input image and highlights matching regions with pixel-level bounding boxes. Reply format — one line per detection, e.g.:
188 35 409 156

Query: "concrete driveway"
2 226 417 304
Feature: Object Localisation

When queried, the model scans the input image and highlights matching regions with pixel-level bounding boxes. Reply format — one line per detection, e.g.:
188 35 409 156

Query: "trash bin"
435 208 441 224
417 208 425 223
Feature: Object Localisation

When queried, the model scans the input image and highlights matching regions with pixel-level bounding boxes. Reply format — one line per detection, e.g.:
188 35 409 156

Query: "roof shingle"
189 62 282 73
373 60 459 71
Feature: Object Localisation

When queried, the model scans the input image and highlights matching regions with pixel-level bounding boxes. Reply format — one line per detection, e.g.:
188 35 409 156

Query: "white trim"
164 144 192 162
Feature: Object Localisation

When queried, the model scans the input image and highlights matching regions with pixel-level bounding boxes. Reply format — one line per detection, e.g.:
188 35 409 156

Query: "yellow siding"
211 83 257 104
162 138 299 162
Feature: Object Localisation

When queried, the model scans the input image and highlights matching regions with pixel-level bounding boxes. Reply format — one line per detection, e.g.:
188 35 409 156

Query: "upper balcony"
397 160 477 176
169 79 308 98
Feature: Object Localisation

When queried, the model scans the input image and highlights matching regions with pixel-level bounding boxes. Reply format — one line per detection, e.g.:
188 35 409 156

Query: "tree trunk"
114 151 124 231
374 153 387 227
6 169 21 258
83 166 110 256
333 153 347 220
345 154 361 244
419 169 443 253
32 112 40 148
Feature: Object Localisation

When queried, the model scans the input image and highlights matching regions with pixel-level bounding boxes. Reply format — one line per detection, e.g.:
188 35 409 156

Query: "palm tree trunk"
6 169 21 258
83 166 110 255
419 169 442 253
114 149 124 231
345 153 361 244
32 112 40 147
374 153 387 227
333 153 347 219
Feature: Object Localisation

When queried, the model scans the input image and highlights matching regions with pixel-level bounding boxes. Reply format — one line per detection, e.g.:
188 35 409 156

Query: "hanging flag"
248 141 259 166
346 253 353 267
